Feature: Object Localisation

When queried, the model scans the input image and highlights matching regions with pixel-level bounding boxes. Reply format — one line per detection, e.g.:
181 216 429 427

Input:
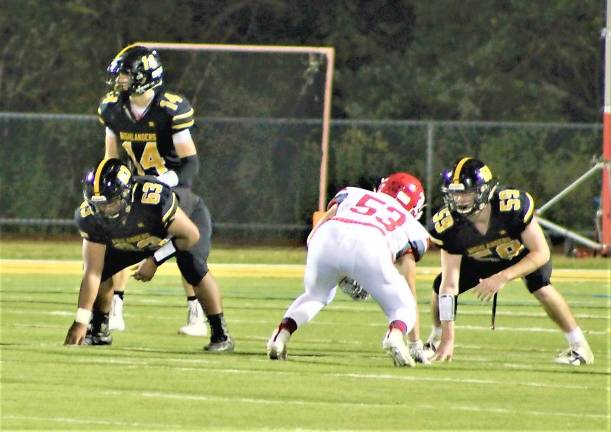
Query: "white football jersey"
329 187 430 261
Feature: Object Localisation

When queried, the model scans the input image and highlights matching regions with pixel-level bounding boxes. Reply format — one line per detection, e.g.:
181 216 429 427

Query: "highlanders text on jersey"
328 187 430 261
98 90 195 177
76 178 178 251
429 187 536 262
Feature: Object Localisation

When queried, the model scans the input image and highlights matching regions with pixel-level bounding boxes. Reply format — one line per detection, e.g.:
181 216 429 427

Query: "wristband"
439 294 455 321
153 239 177 265
75 308 92 324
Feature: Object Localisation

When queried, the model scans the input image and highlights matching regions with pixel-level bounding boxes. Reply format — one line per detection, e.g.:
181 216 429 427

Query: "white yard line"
1 414 184 429
136 390 609 420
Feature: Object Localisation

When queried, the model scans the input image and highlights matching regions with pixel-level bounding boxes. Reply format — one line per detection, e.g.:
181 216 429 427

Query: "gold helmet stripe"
452 157 472 183
93 158 111 196
112 44 139 62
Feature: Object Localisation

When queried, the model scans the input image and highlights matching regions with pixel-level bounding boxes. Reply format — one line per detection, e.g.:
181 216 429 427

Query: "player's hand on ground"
132 258 158 282
433 340 454 362
64 321 87 345
473 273 508 302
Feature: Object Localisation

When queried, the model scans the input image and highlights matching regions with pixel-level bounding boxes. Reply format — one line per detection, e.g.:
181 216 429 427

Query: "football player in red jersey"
99 45 223 340
426 157 593 365
267 172 431 367
64 159 233 351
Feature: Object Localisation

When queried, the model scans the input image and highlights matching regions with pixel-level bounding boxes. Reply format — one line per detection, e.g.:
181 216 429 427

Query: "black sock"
91 310 110 333
187 295 197 302
114 291 124 300
207 313 228 342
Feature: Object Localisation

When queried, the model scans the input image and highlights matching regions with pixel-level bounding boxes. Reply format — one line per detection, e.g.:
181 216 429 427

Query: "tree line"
1 0 602 122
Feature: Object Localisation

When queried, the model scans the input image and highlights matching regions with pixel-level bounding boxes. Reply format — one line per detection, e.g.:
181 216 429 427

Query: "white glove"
156 170 179 187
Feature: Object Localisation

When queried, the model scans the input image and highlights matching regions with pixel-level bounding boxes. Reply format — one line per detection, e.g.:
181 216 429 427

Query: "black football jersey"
428 187 536 262
97 89 195 177
75 178 178 252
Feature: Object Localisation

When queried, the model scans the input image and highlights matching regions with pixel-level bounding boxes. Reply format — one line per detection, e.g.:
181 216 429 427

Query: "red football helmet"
377 172 426 219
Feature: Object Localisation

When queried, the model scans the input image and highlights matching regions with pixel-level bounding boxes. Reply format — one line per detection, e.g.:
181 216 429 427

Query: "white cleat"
178 301 208 337
267 328 290 360
108 295 125 332
554 342 594 366
409 340 431 365
382 329 415 367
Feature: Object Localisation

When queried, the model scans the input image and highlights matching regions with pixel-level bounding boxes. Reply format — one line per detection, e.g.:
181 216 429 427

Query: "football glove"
338 276 369 301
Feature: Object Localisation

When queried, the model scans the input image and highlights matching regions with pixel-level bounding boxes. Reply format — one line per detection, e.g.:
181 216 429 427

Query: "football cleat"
108 295 125 332
409 340 431 365
204 336 234 353
84 325 112 346
267 328 291 360
554 343 594 366
422 328 441 359
382 329 415 367
178 301 208 337
338 277 369 301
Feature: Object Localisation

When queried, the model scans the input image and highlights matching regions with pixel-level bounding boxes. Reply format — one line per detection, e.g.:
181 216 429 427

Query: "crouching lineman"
267 172 430 367
63 158 234 352
425 157 593 365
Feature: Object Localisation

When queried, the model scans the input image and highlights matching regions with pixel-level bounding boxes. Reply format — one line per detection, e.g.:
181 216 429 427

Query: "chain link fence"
0 113 602 244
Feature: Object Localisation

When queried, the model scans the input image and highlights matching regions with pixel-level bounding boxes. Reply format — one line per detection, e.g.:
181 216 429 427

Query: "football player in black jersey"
64 159 234 352
425 157 593 365
99 45 214 338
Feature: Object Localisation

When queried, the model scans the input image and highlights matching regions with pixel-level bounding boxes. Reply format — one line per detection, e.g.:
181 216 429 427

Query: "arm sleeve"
174 155 200 188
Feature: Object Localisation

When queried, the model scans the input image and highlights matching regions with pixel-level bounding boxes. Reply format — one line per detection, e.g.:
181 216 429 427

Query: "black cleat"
204 336 234 352
84 318 112 345
84 331 112 345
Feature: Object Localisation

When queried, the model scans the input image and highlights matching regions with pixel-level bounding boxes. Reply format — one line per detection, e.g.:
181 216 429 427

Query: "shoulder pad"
97 92 119 125
430 207 455 237
496 188 535 221
328 188 349 209
158 91 195 131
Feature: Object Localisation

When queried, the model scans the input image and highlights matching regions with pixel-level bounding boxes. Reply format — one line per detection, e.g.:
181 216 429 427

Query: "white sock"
433 326 442 338
565 327 586 346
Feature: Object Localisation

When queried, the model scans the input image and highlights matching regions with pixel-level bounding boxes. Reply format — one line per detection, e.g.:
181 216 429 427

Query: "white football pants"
284 220 416 332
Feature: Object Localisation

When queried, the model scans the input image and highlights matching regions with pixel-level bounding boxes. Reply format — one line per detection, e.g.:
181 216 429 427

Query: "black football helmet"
441 157 498 215
107 45 163 95
83 158 133 222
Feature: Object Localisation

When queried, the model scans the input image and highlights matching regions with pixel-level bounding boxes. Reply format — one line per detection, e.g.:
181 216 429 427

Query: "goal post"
137 41 335 214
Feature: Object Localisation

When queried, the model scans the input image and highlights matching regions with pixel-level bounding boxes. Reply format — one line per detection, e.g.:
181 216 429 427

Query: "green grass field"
1 241 609 431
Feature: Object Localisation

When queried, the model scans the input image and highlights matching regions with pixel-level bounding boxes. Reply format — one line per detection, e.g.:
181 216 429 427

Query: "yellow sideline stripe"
0 259 608 282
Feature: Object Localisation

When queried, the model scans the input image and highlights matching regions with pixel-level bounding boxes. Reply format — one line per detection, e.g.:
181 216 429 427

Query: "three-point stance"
425 157 593 365
64 159 233 352
267 172 430 367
